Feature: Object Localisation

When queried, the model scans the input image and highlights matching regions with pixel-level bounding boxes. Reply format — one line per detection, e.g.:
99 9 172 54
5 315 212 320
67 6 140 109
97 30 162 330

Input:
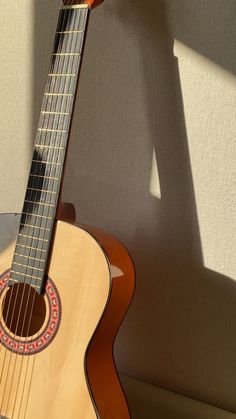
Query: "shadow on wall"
110 0 236 413
32 0 236 414
0 2 60 254
165 0 236 75
33 0 61 141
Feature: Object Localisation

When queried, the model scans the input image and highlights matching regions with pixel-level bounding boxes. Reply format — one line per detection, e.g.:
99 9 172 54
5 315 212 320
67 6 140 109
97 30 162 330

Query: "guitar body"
0 215 134 418
0 1 135 416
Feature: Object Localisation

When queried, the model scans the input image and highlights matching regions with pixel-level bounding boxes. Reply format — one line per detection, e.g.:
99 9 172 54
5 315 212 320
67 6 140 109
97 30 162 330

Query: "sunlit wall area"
0 0 236 416
0 1 33 213
175 40 236 280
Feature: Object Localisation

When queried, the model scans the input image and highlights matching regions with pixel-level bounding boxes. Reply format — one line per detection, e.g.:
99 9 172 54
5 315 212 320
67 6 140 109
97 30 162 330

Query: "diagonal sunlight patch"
174 40 236 280
149 148 161 199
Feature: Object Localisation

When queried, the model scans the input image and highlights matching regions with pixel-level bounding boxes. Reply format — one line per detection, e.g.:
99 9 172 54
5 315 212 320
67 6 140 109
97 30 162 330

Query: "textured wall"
0 0 236 414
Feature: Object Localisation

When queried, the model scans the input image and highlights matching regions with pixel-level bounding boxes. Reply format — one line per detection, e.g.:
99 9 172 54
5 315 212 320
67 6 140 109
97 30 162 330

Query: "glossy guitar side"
0 0 135 417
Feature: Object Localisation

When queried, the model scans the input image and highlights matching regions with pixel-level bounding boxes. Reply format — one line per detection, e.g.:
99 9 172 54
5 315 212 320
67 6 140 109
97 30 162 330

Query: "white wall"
0 0 236 413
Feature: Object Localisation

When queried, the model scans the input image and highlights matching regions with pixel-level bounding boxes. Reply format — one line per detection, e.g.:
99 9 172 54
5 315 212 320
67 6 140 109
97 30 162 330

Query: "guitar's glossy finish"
0 214 135 418
85 225 135 418
0 0 135 417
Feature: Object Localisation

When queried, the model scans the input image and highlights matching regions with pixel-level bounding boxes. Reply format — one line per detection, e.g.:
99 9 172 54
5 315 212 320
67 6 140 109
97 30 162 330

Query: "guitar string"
11 2 89 416
6 3 74 416
4 28 66 419
18 4 87 417
1 11 62 412
7 3 75 417
0 3 75 416
10 3 83 418
0 3 65 400
0 4 75 359
0 11 63 415
0 3 71 364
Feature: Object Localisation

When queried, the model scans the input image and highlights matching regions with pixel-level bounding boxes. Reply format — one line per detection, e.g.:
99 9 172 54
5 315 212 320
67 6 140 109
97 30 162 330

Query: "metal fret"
52 52 80 56
56 6 88 34
41 111 70 115
8 278 40 290
18 234 48 242
56 30 84 34
12 262 43 272
31 160 62 166
14 252 45 262
30 157 63 172
35 144 65 149
45 92 73 96
22 212 53 220
49 55 80 76
11 271 41 281
45 74 77 96
27 188 57 194
25 200 55 206
48 73 77 77
8 278 18 283
38 128 67 133
23 201 55 216
62 4 89 9
12 5 89 294
29 174 60 180
20 223 51 231
36 136 66 144
8 277 22 285
41 97 73 115
16 244 47 253
27 178 61 194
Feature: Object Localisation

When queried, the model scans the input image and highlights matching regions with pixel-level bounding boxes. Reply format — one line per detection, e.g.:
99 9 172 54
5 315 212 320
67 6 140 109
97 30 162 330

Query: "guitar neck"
9 4 90 294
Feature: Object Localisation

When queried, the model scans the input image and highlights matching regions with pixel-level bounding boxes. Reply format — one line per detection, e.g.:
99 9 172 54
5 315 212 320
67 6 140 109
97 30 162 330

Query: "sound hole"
2 283 46 337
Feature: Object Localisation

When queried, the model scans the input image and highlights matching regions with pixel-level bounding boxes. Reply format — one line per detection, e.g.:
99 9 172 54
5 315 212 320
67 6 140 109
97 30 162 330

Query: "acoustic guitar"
0 1 135 418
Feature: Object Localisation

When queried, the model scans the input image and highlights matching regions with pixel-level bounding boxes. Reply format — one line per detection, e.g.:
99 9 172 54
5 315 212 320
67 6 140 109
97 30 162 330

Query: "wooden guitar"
0 1 135 418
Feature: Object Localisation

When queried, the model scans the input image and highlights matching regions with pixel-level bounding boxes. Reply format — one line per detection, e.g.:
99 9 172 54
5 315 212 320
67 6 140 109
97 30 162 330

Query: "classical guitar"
0 1 135 418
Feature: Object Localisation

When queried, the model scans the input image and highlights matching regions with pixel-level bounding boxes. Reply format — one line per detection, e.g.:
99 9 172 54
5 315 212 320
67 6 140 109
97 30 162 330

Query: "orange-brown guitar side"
83 225 135 419
56 201 76 223
56 205 135 418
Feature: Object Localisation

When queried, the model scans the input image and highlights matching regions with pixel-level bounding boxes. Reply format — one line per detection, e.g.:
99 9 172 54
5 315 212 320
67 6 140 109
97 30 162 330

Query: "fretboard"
9 4 90 294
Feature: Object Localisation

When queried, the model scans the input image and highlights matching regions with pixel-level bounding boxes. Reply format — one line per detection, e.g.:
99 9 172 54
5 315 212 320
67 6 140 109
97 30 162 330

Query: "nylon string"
4 5 74 417
0 3 73 414
0 2 87 418
6 3 76 416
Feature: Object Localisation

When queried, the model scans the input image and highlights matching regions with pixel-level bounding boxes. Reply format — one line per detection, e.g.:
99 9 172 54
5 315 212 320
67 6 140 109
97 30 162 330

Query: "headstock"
63 0 104 9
